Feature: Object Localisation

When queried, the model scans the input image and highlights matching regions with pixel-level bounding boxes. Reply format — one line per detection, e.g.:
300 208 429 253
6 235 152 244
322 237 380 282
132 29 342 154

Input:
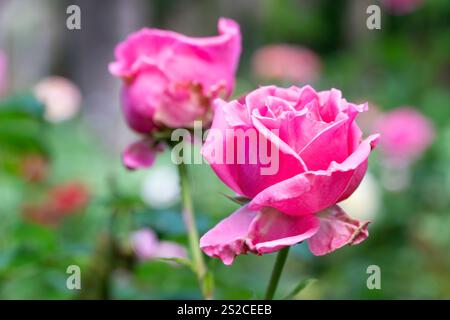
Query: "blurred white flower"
340 172 381 221
33 76 82 123
140 165 180 209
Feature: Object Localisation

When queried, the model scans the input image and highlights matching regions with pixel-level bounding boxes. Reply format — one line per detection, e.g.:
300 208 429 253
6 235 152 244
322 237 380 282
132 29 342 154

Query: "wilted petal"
200 205 258 265
307 205 370 256
249 207 320 254
200 205 320 265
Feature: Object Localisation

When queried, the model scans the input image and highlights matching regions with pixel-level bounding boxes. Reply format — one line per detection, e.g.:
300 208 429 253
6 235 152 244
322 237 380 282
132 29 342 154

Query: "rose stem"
264 246 290 300
177 161 212 299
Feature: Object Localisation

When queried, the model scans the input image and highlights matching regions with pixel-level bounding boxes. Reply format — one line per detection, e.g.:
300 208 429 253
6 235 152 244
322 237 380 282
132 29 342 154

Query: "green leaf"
0 93 45 119
283 278 317 300
156 257 193 269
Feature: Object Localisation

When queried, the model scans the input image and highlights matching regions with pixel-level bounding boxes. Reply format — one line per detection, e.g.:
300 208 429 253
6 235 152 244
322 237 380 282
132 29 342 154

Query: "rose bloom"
375 107 434 166
382 0 424 15
109 18 241 170
200 85 379 265
252 44 321 84
131 229 187 261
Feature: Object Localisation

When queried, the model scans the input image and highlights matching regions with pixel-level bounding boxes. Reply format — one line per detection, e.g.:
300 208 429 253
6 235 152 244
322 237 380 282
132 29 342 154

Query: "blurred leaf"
0 93 45 119
157 257 193 270
283 278 317 300
0 94 48 159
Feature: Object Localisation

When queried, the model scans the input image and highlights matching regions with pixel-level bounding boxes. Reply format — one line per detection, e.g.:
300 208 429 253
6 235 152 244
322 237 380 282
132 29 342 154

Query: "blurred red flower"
22 181 90 226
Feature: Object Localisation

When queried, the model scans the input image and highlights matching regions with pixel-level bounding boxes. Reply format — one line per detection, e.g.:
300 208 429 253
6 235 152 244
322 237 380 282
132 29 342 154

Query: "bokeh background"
0 0 449 299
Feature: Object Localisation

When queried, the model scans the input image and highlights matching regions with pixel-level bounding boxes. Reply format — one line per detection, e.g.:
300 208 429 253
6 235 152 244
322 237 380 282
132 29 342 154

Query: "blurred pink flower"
382 0 424 15
200 85 379 265
33 76 82 123
251 44 321 84
131 229 187 261
376 107 434 165
0 50 7 96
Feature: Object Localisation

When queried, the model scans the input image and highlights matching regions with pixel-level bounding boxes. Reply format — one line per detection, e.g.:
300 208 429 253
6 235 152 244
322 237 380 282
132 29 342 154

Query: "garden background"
0 0 449 299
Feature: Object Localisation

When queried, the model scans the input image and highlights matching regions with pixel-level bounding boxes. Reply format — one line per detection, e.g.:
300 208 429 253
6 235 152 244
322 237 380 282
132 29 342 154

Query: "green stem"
264 247 290 300
177 161 212 299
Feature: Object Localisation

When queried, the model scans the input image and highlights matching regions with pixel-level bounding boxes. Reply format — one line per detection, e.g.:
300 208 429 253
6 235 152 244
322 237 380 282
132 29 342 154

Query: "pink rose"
376 107 434 165
200 85 379 265
110 18 241 132
110 18 241 170
252 44 321 84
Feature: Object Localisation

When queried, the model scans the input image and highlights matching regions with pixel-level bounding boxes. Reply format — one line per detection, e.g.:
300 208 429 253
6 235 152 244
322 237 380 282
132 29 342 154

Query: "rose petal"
248 134 379 216
121 65 168 133
122 139 163 170
249 207 320 254
201 99 246 196
200 205 320 265
307 205 370 256
109 18 241 96
200 205 258 265
298 116 350 170
202 94 310 198
318 89 342 122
